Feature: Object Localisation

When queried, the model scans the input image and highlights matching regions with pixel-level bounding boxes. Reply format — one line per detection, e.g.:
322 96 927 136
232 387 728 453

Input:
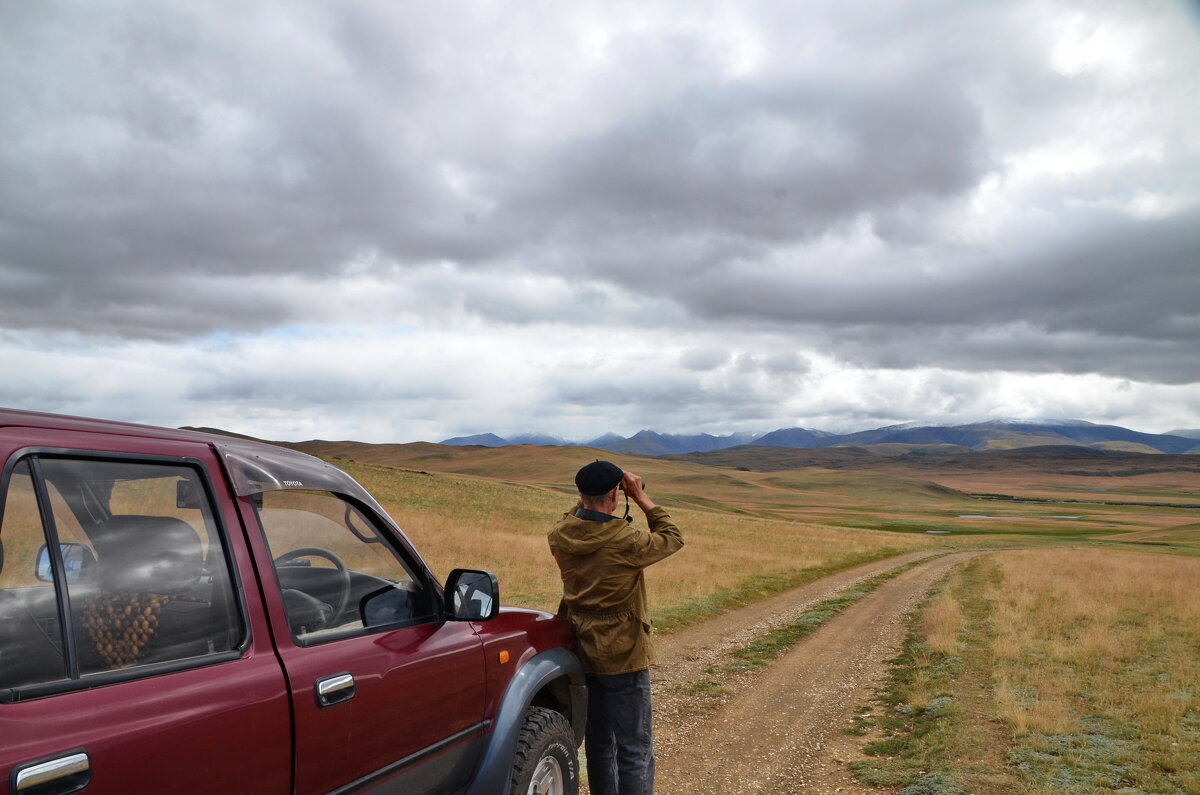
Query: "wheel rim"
527 756 564 795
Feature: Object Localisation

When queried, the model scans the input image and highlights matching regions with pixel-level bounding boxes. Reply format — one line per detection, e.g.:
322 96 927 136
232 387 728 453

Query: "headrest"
94 515 203 593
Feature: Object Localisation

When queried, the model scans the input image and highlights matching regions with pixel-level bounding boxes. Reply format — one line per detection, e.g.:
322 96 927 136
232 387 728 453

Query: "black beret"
575 460 624 496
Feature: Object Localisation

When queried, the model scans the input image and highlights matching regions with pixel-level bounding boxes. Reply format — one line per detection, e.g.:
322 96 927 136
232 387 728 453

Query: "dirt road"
646 550 977 793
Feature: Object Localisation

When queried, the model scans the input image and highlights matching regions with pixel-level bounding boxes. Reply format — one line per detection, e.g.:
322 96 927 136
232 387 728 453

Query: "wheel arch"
465 647 586 795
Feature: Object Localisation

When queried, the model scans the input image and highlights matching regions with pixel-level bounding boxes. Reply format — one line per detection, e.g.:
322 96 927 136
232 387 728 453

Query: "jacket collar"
575 507 621 523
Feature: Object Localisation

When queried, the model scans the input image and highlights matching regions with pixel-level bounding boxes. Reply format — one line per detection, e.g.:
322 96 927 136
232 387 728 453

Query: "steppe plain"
287 438 1200 793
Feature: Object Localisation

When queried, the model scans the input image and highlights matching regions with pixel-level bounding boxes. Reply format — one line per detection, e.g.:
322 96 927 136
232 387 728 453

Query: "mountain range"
441 420 1200 455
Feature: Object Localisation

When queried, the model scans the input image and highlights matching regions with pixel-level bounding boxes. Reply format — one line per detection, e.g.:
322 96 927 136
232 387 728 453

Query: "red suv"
0 408 584 795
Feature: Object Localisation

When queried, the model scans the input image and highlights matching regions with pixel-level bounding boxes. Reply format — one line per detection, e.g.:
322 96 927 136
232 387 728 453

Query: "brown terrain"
580 550 978 794
234 434 1198 788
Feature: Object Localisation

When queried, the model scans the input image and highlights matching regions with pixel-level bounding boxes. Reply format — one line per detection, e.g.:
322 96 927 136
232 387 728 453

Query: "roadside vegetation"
850 550 1200 794
991 549 1200 793
850 557 1017 793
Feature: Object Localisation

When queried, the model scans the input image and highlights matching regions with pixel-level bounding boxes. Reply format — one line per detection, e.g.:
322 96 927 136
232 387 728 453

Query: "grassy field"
294 442 1200 617
299 441 1200 549
852 549 1200 793
331 456 935 620
992 549 1200 793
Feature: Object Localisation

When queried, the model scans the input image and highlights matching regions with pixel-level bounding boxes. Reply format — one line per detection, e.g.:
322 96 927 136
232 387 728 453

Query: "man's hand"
621 470 657 512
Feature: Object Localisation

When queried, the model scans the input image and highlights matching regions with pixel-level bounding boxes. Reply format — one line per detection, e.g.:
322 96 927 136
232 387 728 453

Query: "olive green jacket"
547 503 684 675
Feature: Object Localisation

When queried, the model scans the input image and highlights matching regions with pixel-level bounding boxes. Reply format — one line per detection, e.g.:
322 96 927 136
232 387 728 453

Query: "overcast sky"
2 1 1199 442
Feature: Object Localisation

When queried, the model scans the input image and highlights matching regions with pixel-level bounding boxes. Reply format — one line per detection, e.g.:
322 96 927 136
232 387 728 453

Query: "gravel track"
652 549 940 690
647 550 979 794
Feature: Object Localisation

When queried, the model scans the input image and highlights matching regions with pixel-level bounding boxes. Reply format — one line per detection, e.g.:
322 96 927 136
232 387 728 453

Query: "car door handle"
315 672 356 708
14 751 90 795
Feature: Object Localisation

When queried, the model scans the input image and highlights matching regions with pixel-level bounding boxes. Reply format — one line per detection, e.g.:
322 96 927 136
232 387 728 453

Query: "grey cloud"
764 351 809 376
554 378 700 411
1 0 1197 394
525 75 987 260
680 347 728 371
669 209 1200 382
0 3 526 336
1 1 989 337
185 370 463 404
734 353 758 374
548 353 813 433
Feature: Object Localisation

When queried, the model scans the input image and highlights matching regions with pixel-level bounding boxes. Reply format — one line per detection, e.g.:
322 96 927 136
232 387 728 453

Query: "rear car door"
237 483 489 795
0 428 291 795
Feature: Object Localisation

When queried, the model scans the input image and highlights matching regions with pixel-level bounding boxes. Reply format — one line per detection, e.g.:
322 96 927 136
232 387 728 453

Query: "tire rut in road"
649 548 940 713
652 551 978 794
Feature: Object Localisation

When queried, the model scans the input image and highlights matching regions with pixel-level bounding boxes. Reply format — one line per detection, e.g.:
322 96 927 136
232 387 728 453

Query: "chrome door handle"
14 751 90 795
315 672 356 708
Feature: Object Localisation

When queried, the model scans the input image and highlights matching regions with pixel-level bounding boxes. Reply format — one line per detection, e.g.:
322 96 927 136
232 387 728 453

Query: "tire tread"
508 706 578 795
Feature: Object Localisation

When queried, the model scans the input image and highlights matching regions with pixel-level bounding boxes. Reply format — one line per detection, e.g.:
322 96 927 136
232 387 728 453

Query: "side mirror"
445 569 499 622
359 585 413 628
36 543 94 583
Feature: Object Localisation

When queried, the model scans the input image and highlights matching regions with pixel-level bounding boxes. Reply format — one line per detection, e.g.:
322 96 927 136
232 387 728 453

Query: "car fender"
465 646 585 795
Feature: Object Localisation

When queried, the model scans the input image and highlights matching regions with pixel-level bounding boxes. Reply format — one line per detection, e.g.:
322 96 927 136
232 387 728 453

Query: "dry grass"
855 547 1200 793
923 468 1200 506
921 589 962 658
298 440 1200 552
337 459 936 615
987 548 1200 792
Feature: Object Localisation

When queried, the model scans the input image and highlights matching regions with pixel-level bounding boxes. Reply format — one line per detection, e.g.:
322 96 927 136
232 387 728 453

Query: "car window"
254 490 436 643
0 455 244 692
0 460 69 689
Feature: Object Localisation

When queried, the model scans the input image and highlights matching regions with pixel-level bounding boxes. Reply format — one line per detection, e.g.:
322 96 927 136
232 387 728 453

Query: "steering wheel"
274 547 352 627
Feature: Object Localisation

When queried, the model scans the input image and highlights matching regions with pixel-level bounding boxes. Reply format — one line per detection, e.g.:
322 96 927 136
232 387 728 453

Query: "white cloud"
1 0 1199 438
3 324 1197 441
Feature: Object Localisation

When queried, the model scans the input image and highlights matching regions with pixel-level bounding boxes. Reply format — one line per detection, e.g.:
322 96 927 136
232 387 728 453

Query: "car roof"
0 406 381 503
0 406 267 448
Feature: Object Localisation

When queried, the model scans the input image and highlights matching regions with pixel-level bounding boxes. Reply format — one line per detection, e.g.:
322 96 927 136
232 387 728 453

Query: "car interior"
0 460 242 695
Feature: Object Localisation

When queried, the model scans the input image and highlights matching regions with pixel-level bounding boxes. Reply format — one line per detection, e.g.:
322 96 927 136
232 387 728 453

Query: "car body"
0 408 584 795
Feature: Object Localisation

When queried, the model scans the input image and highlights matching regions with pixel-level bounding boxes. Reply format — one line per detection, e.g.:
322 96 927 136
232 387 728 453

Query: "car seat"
80 516 210 670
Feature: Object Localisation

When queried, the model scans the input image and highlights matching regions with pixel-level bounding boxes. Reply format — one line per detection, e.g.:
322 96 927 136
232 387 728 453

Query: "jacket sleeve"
623 507 684 568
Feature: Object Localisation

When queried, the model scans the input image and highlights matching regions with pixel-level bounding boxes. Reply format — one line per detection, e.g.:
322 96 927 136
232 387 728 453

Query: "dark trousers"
584 669 655 795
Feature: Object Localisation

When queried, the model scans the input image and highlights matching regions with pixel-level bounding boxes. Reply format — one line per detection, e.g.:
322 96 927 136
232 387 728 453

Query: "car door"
0 428 292 795
239 486 488 795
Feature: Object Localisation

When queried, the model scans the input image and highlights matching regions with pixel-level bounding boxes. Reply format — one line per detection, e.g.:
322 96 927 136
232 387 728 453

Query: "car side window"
0 460 69 690
254 489 436 643
0 455 244 693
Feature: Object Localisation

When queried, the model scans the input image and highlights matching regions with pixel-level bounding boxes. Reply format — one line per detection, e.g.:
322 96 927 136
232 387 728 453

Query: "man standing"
548 460 684 795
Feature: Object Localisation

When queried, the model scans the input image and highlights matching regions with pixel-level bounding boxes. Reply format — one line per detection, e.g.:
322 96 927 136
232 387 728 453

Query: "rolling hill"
438 420 1199 455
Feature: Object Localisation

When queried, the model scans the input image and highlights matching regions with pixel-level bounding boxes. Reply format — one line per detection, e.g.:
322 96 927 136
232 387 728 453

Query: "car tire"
508 706 579 795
